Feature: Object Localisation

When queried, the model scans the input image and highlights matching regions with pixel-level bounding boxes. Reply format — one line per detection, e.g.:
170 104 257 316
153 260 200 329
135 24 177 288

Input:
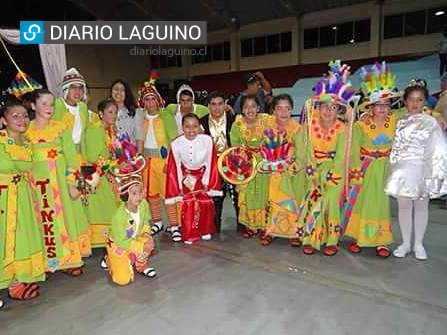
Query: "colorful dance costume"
344 63 400 249
136 73 178 231
52 68 93 251
297 61 356 253
229 113 270 232
80 122 119 247
165 134 222 243
26 120 91 271
263 118 305 239
0 130 45 291
107 199 155 286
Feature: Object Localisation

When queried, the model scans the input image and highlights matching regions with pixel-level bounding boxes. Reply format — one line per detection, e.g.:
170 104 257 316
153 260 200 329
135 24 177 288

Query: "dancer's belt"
360 147 390 159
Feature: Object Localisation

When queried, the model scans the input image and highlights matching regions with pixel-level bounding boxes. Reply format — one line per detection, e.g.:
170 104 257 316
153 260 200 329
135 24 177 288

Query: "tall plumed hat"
137 70 165 109
359 61 400 109
109 133 146 194
312 60 356 106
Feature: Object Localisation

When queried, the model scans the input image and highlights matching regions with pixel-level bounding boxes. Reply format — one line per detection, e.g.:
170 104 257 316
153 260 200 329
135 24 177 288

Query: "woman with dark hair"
165 113 222 244
385 84 447 260
110 79 143 144
26 89 91 275
0 97 45 307
296 61 355 256
81 99 119 254
344 62 399 258
262 94 304 246
230 95 270 242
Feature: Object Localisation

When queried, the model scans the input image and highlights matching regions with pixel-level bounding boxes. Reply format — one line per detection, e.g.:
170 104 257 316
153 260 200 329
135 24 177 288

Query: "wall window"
303 19 370 49
223 41 231 60
384 6 446 39
191 42 230 64
427 7 447 34
384 14 404 39
319 25 336 47
336 22 354 45
303 28 318 49
267 34 280 53
405 10 426 36
254 36 267 56
241 38 253 57
281 32 292 52
151 54 183 69
354 19 371 42
240 31 292 57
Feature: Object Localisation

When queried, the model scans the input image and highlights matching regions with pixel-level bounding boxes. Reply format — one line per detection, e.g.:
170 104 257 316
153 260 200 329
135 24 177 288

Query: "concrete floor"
1 198 447 335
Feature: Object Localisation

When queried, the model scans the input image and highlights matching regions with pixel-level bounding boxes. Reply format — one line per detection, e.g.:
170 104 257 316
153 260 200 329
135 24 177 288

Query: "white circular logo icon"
23 24 42 41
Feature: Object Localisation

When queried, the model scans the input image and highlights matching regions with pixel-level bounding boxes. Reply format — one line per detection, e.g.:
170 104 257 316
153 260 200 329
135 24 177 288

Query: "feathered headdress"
312 60 356 106
109 133 146 194
258 129 292 173
137 70 165 109
359 61 400 109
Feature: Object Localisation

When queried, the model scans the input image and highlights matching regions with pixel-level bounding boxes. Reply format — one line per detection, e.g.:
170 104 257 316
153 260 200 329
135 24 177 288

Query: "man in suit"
200 91 241 233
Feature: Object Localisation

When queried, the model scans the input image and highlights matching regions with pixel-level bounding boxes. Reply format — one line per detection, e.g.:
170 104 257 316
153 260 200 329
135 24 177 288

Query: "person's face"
246 82 259 95
405 90 425 115
111 82 126 104
127 183 144 207
370 101 391 117
182 117 200 140
318 102 338 125
32 94 54 120
100 104 118 127
242 98 259 122
66 84 84 105
208 97 225 119
143 95 159 113
1 105 29 133
179 94 193 112
273 99 292 124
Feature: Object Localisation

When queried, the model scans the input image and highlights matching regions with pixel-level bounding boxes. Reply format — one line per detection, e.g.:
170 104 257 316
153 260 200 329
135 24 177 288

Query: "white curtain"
0 29 66 95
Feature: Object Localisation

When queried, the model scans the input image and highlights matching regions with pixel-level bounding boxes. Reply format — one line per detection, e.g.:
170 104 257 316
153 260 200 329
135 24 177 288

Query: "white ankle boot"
393 244 411 258
414 244 428 260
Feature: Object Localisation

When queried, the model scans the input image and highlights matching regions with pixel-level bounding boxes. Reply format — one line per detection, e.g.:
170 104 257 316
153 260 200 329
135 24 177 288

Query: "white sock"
397 197 413 248
413 198 429 248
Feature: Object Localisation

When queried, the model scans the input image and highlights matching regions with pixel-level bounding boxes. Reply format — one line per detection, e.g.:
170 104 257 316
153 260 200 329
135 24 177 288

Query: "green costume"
26 120 91 271
229 114 270 231
297 118 346 250
0 130 45 289
81 122 119 248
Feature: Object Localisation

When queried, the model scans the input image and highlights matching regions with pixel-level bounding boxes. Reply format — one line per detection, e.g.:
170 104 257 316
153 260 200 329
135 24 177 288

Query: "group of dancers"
1 60 447 309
